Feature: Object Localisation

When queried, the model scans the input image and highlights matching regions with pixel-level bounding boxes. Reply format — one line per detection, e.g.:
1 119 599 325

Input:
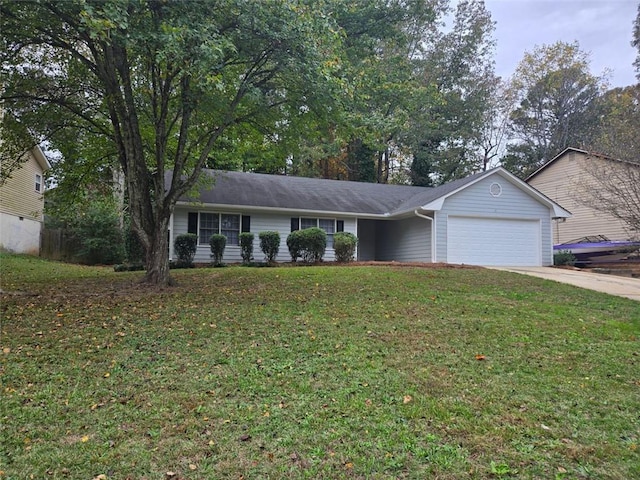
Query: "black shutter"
188 212 198 234
336 220 344 232
241 215 251 232
291 218 299 232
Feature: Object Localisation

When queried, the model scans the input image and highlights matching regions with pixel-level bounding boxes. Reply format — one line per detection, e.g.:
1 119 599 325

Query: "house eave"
174 200 392 219
31 145 50 172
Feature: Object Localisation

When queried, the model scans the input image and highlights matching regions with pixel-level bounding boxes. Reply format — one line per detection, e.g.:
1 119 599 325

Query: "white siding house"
169 168 570 267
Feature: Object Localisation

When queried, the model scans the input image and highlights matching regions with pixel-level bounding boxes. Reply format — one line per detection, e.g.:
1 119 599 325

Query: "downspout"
414 210 435 263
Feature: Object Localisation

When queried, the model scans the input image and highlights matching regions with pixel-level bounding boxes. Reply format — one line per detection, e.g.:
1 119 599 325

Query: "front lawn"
1 254 638 479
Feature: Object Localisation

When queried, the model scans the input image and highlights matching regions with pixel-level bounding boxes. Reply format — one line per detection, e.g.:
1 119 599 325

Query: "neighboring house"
0 146 50 254
169 167 570 267
526 147 637 245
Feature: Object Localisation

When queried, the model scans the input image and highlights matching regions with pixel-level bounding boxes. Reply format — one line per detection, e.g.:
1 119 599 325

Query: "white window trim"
294 217 338 248
195 211 243 246
34 173 43 193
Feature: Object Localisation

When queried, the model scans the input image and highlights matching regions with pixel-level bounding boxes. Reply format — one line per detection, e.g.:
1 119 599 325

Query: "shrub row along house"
169 167 570 267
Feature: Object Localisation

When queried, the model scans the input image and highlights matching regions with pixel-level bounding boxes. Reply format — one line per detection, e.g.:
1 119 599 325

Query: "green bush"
210 234 227 266
71 201 125 265
334 232 358 262
124 223 145 264
287 229 304 262
554 249 576 266
287 228 327 263
239 232 254 265
259 231 280 263
299 227 327 263
174 233 198 267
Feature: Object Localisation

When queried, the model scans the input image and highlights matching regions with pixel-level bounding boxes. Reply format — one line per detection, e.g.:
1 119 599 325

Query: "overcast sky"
484 0 638 88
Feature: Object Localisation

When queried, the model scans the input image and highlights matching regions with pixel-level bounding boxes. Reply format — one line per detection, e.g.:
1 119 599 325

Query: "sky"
484 0 638 88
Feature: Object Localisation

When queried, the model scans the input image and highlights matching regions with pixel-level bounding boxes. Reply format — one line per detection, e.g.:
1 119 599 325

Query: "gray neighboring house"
169 167 570 266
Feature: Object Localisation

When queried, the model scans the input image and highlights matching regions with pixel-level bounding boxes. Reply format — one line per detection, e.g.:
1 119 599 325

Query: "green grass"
1 253 639 479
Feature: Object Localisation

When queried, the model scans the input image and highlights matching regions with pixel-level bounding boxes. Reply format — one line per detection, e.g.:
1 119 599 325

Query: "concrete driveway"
489 266 640 301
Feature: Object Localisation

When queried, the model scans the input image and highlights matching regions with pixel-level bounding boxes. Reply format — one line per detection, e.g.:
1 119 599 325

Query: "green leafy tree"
588 85 640 164
407 0 496 185
0 0 343 285
503 41 606 178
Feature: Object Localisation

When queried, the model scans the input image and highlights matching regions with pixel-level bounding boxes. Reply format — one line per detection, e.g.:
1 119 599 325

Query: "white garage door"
447 216 541 266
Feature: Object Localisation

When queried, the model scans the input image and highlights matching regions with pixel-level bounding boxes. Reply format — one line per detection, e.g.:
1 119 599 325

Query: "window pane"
35 174 42 192
199 213 219 245
221 214 240 245
301 218 317 229
319 219 335 248
318 219 334 234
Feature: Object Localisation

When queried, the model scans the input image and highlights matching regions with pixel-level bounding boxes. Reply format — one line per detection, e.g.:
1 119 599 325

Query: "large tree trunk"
141 216 174 286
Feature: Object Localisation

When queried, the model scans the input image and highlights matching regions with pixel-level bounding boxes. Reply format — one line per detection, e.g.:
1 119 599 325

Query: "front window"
301 218 317 229
319 219 335 248
221 214 240 246
199 213 219 245
293 217 337 248
193 212 242 246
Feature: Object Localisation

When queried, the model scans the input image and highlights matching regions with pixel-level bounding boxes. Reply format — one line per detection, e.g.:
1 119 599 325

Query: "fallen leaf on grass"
403 395 412 404
475 355 486 361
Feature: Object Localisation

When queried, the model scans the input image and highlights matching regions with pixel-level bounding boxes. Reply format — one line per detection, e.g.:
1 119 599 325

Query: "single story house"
0 145 50 255
526 147 638 244
169 167 570 266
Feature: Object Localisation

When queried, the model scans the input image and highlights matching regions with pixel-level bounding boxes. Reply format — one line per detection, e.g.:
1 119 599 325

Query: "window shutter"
241 215 251 232
336 220 344 232
188 212 198 234
291 218 299 232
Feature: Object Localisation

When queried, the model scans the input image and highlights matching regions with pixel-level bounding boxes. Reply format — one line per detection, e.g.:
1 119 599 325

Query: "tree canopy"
1 0 344 285
501 41 607 178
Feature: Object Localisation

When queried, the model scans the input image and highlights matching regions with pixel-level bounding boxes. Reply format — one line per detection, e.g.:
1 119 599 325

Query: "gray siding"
375 216 431 262
435 175 554 265
172 207 356 263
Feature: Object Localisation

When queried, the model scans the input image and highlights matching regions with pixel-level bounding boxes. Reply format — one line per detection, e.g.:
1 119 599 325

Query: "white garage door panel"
447 216 541 266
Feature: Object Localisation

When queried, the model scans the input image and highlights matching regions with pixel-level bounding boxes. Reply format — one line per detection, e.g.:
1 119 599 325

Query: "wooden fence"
40 228 81 261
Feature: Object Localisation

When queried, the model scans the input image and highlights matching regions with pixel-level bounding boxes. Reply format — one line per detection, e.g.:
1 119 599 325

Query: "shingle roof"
177 168 491 217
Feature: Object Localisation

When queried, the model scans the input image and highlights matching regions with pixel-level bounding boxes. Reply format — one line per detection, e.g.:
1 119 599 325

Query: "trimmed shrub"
174 233 198 267
287 229 304 262
239 232 254 265
554 249 576 266
259 231 280 263
299 227 326 263
210 234 227 266
334 232 358 263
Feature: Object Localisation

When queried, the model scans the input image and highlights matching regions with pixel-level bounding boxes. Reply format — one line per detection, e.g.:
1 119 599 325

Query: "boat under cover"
554 235 640 263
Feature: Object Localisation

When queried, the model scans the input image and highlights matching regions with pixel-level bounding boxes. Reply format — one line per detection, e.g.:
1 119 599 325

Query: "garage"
447 216 541 266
